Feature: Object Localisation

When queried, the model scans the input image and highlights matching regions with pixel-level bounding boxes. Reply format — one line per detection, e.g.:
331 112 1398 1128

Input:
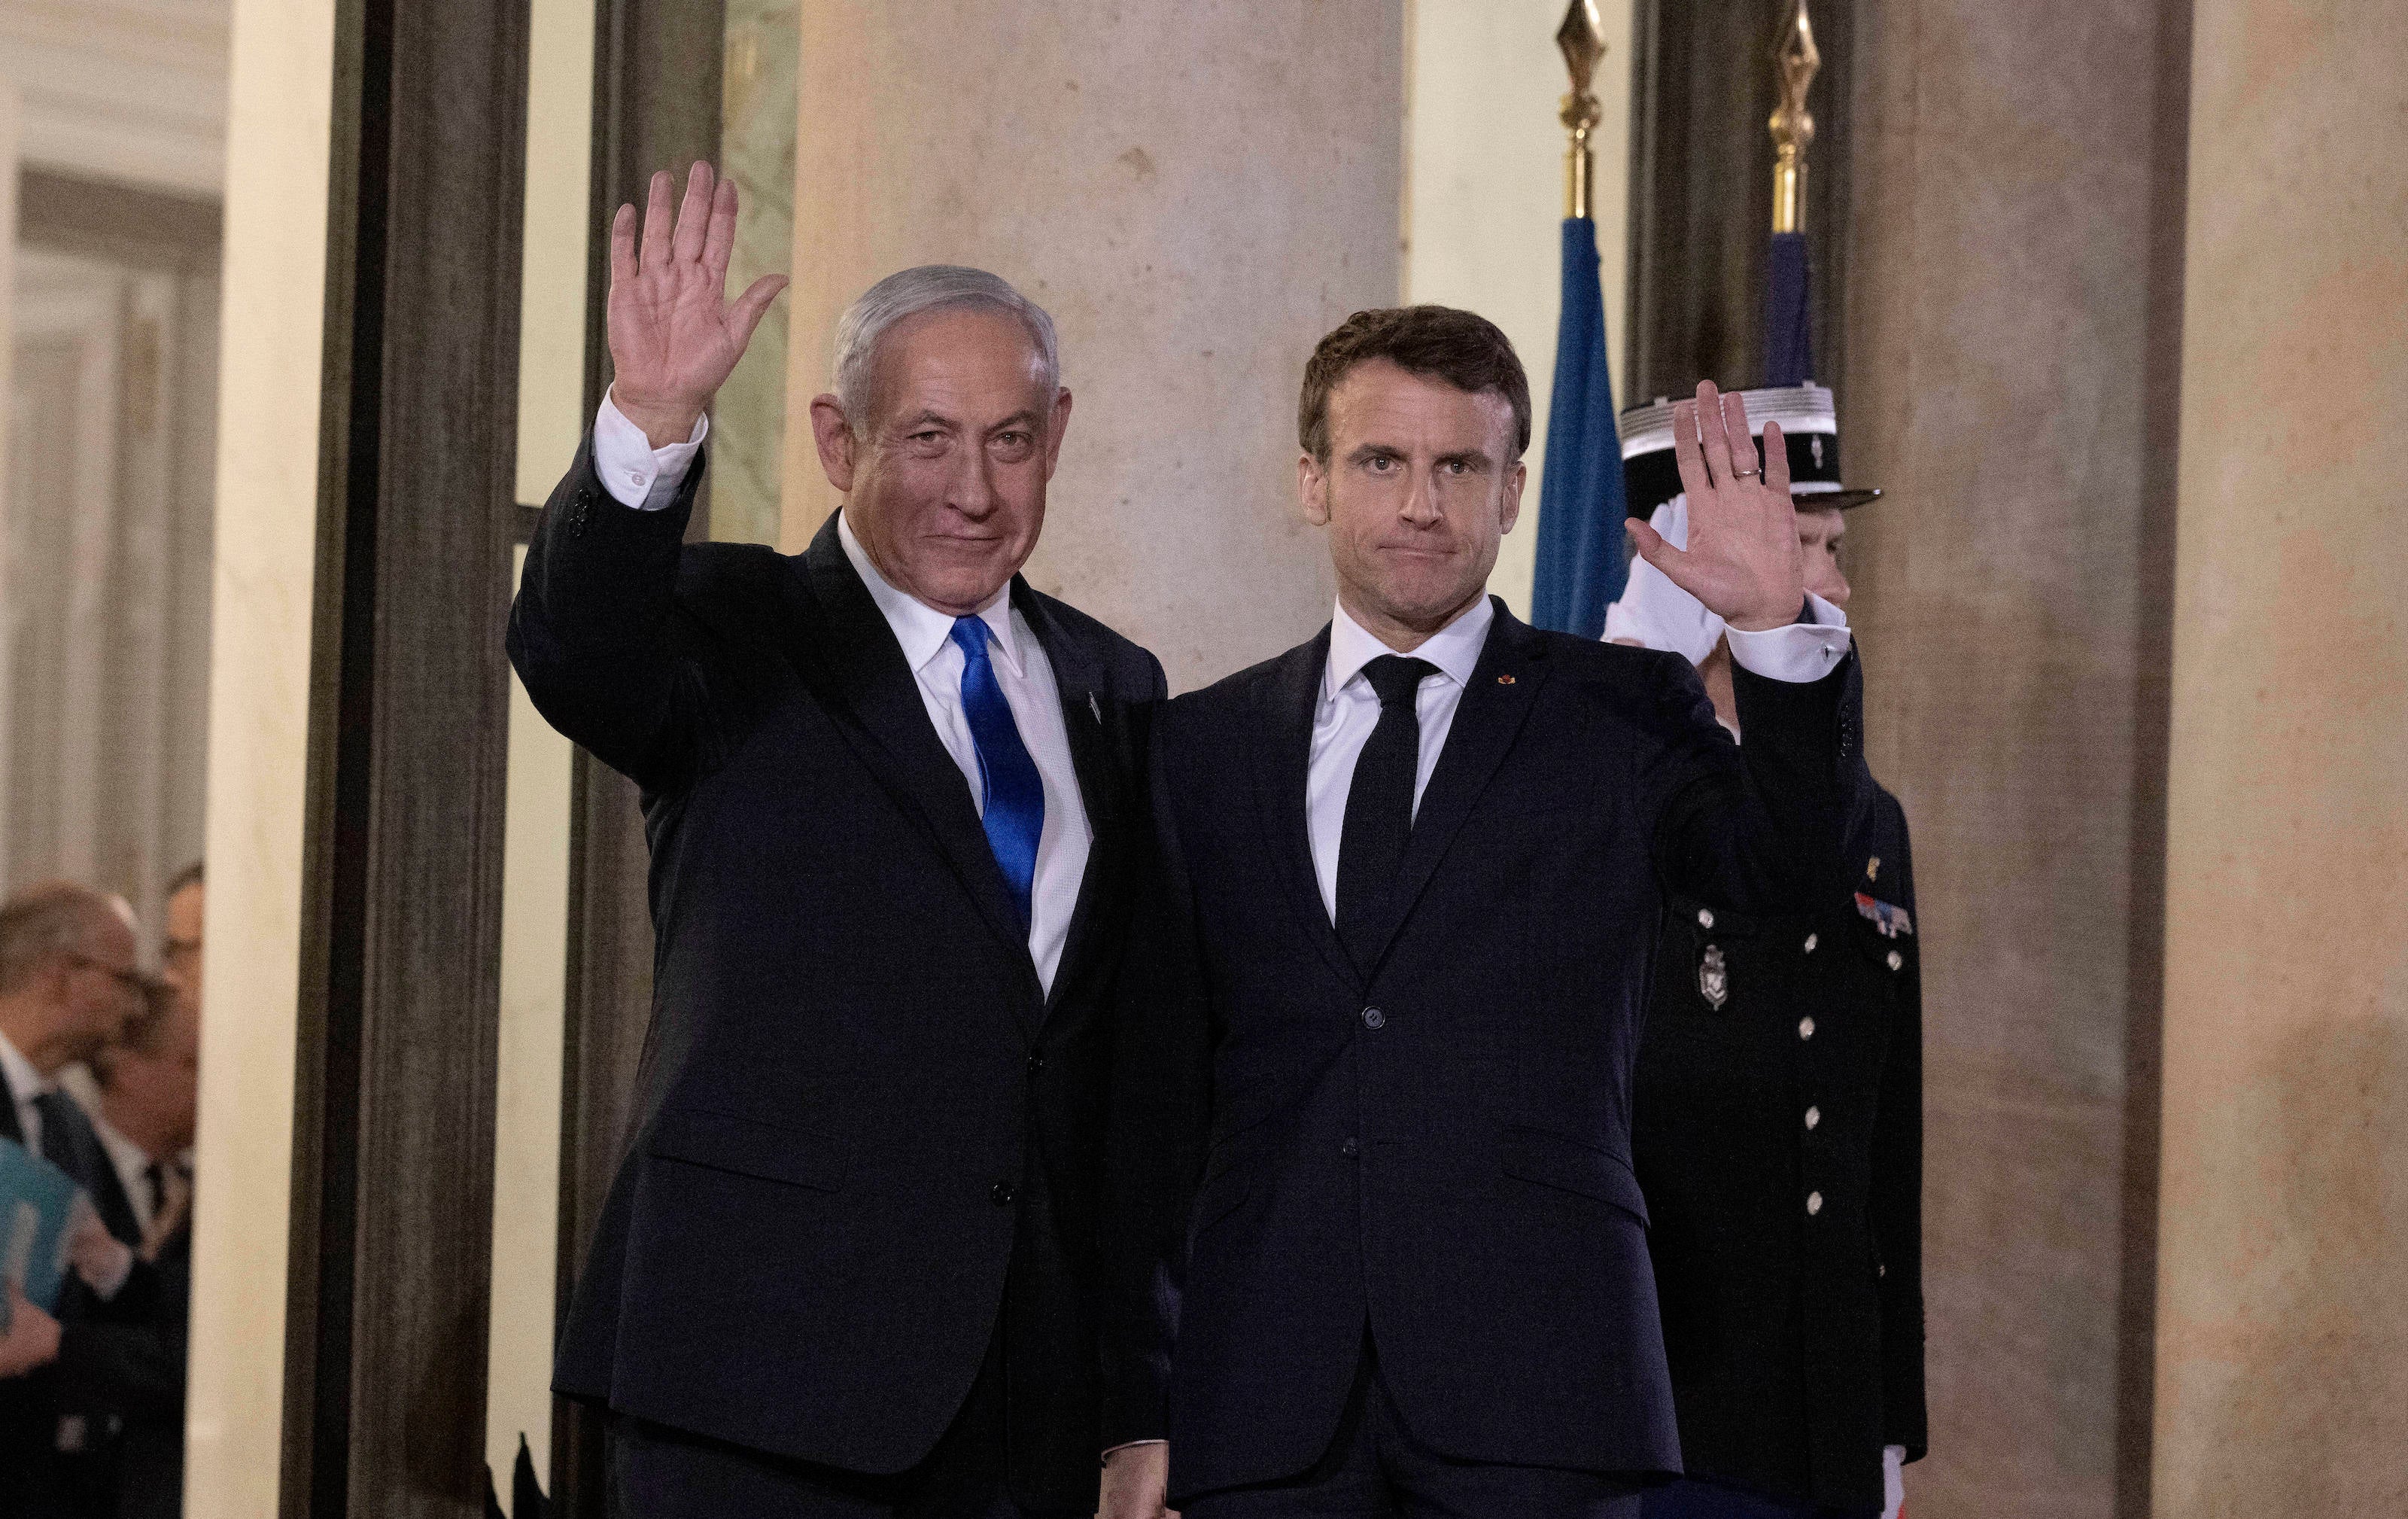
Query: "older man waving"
511 163 1165 1519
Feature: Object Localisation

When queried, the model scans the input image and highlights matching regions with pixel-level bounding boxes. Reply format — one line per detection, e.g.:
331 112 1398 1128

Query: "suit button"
1798 1016 1816 1041
1807 1191 1823 1216
1341 1137 1359 1158
1026 1052 1046 1075
1697 907 1715 929
1804 1105 1820 1130
990 1182 1015 1207
1361 1007 1386 1030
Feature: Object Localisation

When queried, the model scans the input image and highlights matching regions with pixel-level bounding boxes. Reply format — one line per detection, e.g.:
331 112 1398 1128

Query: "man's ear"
1499 459 1528 535
1042 388 1074 479
1298 452 1332 527
810 394 857 492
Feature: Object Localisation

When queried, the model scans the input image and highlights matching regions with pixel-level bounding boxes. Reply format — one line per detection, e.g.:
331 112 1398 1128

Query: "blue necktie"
950 616 1045 932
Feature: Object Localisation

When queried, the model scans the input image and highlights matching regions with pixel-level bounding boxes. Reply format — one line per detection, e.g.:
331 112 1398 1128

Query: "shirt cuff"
1724 592 1850 682
1103 1439 1167 1459
594 391 708 510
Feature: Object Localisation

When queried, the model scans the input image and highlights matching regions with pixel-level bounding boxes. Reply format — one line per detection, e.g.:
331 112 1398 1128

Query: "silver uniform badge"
1698 944 1729 1010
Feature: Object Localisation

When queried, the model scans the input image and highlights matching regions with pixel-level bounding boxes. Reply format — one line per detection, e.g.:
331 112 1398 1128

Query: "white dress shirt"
1309 590 1852 921
0 1029 46 1154
591 395 1093 993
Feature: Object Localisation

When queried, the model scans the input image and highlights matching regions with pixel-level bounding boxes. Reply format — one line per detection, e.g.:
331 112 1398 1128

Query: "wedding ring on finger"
1731 466 1761 479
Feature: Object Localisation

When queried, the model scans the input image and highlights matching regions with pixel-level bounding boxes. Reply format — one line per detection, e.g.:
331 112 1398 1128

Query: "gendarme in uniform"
1610 386 1927 1519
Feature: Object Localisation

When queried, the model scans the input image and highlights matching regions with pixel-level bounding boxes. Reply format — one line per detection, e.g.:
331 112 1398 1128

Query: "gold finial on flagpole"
1557 0 1607 219
1769 0 1821 234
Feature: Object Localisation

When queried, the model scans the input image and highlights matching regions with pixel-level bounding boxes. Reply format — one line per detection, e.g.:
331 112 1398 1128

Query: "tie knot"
949 616 993 665
1361 655 1437 710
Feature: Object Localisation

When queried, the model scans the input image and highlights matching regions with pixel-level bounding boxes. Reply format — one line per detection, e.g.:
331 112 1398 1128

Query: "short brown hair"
1298 306 1532 465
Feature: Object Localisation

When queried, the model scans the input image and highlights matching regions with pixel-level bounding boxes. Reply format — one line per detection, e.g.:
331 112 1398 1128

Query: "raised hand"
1625 381 1806 632
608 162 789 448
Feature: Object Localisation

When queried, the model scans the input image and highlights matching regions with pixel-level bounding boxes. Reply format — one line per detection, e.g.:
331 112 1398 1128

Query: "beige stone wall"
781 2 1403 690
2151 1 2408 1512
182 0 338 1513
1840 0 2190 1510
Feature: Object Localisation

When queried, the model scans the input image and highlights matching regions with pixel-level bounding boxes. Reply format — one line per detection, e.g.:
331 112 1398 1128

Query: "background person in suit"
0 884 150 1519
1610 416 1925 1519
509 163 1166 1519
53 963 200 1519
1099 309 1869 1519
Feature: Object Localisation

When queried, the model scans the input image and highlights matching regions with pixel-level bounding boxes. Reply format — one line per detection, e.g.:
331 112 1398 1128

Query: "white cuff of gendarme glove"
594 391 707 510
1602 496 1726 665
1724 591 1850 683
1883 1444 1905 1519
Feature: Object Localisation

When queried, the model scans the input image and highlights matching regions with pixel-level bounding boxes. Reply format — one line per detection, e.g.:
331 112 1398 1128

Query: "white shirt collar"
836 510 1022 677
1324 595 1496 705
88 1107 154 1188
0 1027 47 1109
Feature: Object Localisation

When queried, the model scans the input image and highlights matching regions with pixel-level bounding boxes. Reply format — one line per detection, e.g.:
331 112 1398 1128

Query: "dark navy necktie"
1336 655 1437 964
33 1088 82 1173
951 616 1046 933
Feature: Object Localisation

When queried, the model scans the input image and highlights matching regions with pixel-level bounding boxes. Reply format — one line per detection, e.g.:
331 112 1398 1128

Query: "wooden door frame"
279 0 531 1510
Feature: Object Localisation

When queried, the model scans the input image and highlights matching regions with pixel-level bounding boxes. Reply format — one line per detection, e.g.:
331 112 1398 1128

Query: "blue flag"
1765 229 1812 386
1531 218 1628 638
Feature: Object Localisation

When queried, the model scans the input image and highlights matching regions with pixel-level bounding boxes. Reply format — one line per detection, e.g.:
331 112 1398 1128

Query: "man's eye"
1367 456 1395 472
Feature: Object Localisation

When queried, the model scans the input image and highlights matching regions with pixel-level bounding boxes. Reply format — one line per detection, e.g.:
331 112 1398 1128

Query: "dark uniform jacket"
509 442 1165 1512
1633 726 1927 1512
1103 604 1872 1506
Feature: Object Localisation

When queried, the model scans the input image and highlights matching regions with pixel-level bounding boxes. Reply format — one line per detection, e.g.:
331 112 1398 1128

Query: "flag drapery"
1765 228 1814 387
1531 216 1628 638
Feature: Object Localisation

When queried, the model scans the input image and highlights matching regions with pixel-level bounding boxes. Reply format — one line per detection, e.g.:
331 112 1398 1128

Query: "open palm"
607 162 788 448
1625 381 1808 632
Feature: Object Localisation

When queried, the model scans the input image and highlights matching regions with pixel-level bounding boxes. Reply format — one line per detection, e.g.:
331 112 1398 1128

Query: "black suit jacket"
2 1088 180 1519
509 443 1164 1511
1634 773 1925 1511
1103 601 1868 1504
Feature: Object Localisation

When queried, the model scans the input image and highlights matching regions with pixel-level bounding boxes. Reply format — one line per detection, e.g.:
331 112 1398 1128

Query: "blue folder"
1 1136 81 1314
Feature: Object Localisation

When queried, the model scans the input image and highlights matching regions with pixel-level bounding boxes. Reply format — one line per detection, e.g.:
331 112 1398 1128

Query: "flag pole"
1558 1 1606 220
1764 0 1821 386
1769 0 1820 236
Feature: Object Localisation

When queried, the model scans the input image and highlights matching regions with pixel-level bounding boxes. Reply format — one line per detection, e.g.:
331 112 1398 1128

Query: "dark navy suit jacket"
508 443 1164 1511
1103 601 1868 1505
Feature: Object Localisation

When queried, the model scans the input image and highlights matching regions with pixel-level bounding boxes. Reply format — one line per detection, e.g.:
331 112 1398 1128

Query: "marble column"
2152 1 2408 1511
1838 0 2193 1510
782 2 1402 689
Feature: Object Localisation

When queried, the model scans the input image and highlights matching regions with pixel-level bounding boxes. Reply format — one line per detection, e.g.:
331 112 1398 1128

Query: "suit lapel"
783 517 1041 1006
1014 583 1122 1021
1353 604 1550 977
1251 627 1361 992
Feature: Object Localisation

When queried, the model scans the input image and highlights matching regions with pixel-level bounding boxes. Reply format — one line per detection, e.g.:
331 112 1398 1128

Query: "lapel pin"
1496 674 1516 686
1865 855 1881 881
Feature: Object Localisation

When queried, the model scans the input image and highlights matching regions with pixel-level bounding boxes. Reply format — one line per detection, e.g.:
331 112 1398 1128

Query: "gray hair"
0 881 123 995
830 265 1060 428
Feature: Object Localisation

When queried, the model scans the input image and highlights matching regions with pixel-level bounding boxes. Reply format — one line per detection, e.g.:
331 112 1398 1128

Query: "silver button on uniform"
1887 949 1905 972
1804 1106 1820 1130
1803 933 1818 953
1807 1191 1823 1216
1798 1016 1816 1040
1697 907 1715 930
